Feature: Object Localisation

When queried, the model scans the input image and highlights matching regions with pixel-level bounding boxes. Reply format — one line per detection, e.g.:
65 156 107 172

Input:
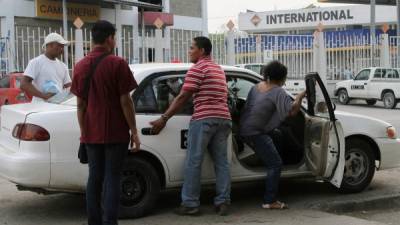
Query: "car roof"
129 63 261 83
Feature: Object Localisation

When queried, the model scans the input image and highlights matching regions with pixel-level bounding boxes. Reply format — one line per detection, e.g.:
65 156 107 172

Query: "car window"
0 76 10 88
134 73 193 115
227 76 256 99
383 69 399 79
373 68 384 78
15 76 22 88
226 73 259 118
354 69 370 81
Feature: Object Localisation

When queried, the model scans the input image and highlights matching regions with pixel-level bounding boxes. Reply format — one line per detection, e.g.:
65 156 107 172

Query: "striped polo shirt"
182 56 231 121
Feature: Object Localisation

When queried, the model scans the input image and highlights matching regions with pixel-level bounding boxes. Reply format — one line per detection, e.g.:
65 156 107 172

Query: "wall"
169 0 201 18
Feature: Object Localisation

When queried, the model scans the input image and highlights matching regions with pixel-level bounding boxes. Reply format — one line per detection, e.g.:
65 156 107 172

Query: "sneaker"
215 203 229 216
262 201 288 210
174 205 200 216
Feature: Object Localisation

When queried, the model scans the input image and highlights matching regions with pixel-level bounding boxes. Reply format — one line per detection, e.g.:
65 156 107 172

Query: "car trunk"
0 102 75 152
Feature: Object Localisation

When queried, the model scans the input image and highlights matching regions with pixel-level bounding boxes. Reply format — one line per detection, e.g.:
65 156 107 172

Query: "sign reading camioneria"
35 0 100 22
239 5 397 32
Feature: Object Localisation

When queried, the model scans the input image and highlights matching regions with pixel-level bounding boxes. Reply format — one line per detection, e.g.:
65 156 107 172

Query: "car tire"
366 99 377 106
382 92 397 109
118 157 161 218
4 100 9 105
338 89 350 105
339 138 375 194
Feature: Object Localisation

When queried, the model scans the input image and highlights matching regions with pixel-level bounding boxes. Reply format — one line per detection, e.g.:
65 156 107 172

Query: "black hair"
193 36 212 56
91 20 116 44
262 60 288 82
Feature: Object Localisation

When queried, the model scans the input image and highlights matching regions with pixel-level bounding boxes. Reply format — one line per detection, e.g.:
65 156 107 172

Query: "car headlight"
387 126 397 139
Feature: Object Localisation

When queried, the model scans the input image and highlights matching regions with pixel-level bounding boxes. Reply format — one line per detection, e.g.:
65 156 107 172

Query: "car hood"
335 110 392 138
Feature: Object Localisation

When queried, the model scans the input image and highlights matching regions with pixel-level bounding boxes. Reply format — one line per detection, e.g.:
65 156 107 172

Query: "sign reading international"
265 9 354 25
35 0 100 22
238 5 395 32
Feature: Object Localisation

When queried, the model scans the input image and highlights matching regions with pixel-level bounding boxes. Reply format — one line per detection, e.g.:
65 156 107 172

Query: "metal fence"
0 37 10 77
325 33 382 80
389 36 400 68
4 25 399 82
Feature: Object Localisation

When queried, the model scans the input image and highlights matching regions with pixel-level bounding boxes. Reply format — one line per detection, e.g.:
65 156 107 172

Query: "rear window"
383 69 399 79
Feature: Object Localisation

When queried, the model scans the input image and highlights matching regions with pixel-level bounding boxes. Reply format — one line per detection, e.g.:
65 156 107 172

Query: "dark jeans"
244 134 282 204
86 143 128 225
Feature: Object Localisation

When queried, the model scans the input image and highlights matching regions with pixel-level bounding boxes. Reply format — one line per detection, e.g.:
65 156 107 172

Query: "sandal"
262 201 288 209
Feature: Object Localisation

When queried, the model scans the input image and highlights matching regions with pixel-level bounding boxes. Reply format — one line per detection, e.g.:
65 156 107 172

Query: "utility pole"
62 0 69 68
370 0 376 66
397 0 400 37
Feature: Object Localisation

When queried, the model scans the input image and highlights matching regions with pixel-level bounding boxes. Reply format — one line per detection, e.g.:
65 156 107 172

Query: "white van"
334 67 400 109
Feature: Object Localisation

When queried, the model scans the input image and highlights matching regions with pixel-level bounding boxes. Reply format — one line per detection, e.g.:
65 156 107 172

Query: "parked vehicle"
334 67 400 109
0 64 399 218
234 63 263 74
0 73 31 106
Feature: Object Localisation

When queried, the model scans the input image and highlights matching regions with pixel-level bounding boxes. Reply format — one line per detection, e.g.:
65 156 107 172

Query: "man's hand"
130 129 141 152
43 92 56 100
150 118 167 135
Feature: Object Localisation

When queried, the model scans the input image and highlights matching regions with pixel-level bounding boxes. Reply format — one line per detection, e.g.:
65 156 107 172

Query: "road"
0 102 399 225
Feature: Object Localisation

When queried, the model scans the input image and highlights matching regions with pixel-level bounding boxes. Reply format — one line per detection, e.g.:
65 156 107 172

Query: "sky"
207 0 349 32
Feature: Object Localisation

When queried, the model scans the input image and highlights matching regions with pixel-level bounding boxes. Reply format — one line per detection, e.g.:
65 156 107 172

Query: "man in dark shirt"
71 20 140 225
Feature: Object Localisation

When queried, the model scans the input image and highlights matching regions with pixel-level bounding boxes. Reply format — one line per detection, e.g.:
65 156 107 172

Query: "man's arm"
20 76 54 100
150 90 193 134
63 83 72 89
288 90 306 117
120 94 140 151
76 97 87 135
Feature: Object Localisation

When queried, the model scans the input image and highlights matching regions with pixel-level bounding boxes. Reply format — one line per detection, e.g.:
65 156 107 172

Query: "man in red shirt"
151 37 232 216
71 20 140 225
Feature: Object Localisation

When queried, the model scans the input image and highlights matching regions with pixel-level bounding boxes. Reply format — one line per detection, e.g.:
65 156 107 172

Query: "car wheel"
383 92 397 109
4 100 9 105
338 89 350 105
118 157 161 218
339 138 375 193
366 99 377 106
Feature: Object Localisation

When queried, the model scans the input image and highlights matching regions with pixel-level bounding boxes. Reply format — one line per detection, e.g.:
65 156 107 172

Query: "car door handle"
142 128 156 135
364 83 368 85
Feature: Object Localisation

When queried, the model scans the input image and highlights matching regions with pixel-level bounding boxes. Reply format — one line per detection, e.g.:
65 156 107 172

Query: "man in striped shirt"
150 36 232 216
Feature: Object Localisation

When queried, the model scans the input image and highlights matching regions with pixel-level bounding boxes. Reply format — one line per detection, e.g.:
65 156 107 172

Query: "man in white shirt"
21 33 72 102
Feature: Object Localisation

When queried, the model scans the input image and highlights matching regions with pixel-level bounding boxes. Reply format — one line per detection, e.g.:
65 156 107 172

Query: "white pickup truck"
334 67 400 109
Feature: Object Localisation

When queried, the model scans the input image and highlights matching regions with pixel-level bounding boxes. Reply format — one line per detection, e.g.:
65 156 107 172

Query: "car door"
349 69 371 98
133 71 221 183
367 68 385 99
304 73 345 187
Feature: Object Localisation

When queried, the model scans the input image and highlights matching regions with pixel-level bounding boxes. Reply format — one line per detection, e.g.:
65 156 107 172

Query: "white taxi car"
0 64 399 218
334 67 400 109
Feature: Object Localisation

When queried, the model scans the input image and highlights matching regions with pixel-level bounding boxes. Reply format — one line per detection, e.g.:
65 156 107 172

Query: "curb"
308 194 400 213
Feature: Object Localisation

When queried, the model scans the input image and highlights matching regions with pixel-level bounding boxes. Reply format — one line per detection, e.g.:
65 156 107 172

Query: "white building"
0 0 208 73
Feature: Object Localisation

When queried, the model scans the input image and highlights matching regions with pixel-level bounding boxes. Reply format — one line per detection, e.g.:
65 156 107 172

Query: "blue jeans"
181 118 232 208
245 134 282 204
86 143 128 225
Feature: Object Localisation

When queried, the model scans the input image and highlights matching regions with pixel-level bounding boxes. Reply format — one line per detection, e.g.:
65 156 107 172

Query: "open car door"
304 73 345 188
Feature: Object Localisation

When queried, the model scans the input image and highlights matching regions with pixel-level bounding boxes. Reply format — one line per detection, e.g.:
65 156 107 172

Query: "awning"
102 0 163 10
